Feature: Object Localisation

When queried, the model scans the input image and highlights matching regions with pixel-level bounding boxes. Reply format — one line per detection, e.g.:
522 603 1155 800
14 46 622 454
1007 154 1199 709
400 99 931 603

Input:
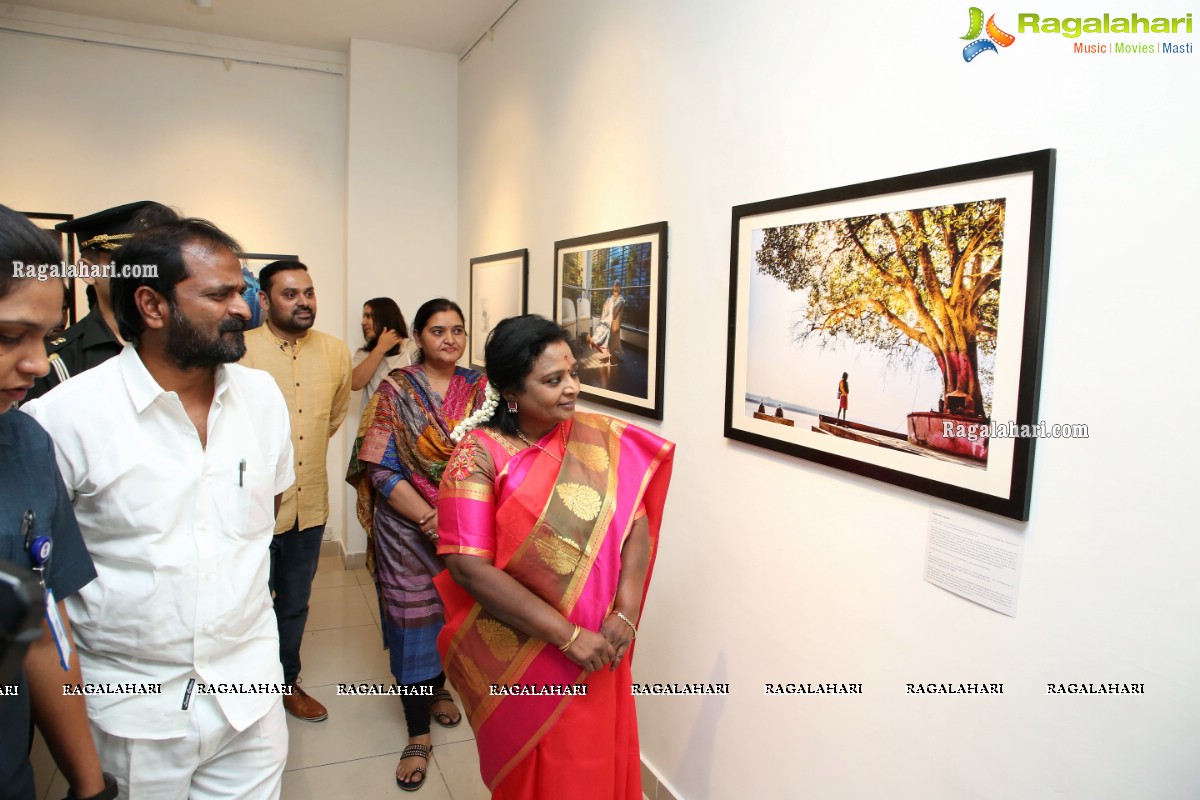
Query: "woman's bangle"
558 623 582 653
613 610 637 639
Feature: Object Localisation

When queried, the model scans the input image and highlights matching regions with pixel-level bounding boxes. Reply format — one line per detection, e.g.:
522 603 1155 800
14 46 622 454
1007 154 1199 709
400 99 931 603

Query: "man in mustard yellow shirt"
241 260 351 722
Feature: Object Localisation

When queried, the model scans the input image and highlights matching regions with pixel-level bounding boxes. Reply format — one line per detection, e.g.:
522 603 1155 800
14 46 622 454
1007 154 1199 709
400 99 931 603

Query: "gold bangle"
613 611 637 639
558 623 582 653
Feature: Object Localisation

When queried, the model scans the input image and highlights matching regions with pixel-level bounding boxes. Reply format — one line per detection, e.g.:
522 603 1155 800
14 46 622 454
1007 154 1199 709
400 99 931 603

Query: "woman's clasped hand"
561 626 616 674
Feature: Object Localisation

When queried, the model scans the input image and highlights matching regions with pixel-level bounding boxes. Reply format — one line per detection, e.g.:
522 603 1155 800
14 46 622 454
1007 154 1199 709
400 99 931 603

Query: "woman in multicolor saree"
435 315 674 799
346 298 489 791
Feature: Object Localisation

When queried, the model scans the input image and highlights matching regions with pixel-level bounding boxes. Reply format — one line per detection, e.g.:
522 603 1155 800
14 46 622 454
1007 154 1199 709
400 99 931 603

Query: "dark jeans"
268 523 325 685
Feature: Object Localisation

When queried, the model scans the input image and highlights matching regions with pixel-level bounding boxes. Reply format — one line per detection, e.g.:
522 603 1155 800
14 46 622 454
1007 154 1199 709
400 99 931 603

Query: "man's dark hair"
258 260 308 296
110 218 242 342
0 204 61 300
482 314 570 436
361 296 408 354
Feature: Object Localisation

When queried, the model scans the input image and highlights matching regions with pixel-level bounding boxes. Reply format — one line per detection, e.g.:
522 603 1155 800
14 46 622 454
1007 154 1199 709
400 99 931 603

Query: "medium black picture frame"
554 222 668 420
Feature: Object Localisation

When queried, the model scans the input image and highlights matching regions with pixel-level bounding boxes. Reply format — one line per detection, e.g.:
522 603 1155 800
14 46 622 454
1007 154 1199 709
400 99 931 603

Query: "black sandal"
430 688 462 728
396 743 431 792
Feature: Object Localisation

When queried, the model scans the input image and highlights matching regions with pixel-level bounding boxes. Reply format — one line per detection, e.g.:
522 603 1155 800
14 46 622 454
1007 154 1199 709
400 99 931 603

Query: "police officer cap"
56 201 177 254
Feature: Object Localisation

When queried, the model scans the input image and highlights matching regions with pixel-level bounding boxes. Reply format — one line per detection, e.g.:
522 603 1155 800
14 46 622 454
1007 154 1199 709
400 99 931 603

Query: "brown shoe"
283 685 328 721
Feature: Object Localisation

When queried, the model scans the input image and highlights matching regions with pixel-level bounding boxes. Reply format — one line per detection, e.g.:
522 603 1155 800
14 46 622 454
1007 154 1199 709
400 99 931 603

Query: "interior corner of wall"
641 752 685 800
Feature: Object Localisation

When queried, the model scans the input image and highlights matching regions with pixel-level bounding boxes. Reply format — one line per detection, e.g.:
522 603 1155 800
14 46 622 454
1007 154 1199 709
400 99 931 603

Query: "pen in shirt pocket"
239 458 246 488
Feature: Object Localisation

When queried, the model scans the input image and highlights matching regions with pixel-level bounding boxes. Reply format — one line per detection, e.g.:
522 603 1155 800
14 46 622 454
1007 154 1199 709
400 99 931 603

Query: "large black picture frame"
724 150 1055 520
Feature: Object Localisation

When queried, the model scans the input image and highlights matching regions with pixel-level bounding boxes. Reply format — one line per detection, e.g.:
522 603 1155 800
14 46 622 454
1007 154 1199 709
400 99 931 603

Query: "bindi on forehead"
536 343 576 376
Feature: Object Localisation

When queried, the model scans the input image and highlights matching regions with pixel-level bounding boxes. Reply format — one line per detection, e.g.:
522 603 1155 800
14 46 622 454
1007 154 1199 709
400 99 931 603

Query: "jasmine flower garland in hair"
451 383 500 443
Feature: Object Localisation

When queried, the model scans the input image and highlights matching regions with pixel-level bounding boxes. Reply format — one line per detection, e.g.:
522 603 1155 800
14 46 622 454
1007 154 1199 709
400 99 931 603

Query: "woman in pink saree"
435 315 674 799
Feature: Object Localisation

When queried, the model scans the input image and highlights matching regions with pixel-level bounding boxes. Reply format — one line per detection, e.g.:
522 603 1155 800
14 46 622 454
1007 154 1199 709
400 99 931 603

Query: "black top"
25 311 123 402
0 410 96 798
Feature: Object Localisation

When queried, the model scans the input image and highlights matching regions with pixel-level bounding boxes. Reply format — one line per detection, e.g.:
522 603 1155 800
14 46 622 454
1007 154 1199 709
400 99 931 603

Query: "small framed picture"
469 249 529 369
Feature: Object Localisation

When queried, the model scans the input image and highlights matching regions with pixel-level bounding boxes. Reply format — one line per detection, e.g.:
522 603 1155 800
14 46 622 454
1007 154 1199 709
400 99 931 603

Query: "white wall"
457 1 1200 798
344 38 458 556
0 11 353 543
1 12 463 560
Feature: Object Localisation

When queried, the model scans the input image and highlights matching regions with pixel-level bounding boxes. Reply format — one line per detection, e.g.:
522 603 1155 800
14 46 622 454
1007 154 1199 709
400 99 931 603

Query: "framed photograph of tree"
724 150 1055 520
554 222 668 420
469 248 528 370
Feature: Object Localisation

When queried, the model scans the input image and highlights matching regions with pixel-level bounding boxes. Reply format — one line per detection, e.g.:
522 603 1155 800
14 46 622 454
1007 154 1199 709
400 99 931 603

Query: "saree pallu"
346 366 487 680
435 413 674 796
347 365 488 563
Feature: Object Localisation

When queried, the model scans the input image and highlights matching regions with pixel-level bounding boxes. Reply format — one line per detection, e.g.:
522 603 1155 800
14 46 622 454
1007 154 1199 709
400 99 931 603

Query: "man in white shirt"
23 218 294 799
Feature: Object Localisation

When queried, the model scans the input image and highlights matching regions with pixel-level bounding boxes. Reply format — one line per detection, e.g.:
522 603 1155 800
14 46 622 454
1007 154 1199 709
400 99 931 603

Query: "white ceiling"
3 0 516 55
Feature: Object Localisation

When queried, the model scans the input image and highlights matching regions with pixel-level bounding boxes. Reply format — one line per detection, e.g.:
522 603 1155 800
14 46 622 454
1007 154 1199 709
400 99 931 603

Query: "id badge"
44 588 72 671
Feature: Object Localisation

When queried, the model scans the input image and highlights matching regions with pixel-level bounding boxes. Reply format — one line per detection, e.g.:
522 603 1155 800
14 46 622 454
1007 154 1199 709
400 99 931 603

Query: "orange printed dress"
434 413 674 799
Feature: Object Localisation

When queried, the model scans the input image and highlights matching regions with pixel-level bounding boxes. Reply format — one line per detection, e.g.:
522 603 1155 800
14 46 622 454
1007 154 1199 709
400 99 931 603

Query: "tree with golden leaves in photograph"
756 199 1004 416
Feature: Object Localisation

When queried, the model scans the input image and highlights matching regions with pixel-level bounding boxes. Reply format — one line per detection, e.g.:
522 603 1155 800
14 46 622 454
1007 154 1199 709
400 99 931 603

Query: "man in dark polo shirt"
26 201 175 401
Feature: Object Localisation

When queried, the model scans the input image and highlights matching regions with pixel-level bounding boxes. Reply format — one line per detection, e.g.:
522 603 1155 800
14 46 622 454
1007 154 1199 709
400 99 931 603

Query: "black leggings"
401 672 448 738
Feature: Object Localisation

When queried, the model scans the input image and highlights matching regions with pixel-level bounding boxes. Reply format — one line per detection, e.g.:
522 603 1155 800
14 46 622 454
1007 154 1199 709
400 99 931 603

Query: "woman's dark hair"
111 218 242 342
0 204 62 300
410 297 464 363
360 296 408 355
482 314 570 435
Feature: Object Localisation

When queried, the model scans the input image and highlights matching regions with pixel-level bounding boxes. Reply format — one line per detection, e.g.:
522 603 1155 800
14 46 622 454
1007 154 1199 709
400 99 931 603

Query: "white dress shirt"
23 345 295 738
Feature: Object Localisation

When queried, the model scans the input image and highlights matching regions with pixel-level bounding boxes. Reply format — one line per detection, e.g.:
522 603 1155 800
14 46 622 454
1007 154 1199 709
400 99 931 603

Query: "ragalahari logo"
962 8 1016 61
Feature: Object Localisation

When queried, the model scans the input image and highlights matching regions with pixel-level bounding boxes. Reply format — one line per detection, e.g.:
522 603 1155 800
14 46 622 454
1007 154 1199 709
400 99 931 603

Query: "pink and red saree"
435 413 673 797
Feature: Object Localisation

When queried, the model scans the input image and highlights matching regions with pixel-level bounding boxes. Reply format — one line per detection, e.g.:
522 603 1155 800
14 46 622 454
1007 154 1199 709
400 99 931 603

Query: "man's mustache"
219 319 246 334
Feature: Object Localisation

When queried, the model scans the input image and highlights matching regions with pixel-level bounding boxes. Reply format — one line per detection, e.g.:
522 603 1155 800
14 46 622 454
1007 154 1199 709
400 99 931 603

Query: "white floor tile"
297 623 391 688
357 581 382 627
311 556 360 589
283 679 409 771
432 739 491 800
305 584 373 631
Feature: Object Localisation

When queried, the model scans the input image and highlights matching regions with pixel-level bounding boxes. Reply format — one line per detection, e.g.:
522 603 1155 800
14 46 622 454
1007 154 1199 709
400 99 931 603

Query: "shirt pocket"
219 462 277 541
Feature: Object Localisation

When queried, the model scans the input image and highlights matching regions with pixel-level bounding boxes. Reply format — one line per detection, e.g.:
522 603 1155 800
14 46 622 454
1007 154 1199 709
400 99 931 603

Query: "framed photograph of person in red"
724 150 1056 520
